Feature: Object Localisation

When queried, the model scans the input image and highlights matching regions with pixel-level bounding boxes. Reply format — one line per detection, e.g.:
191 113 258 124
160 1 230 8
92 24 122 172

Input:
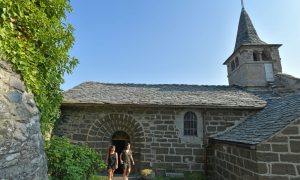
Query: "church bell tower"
223 6 282 87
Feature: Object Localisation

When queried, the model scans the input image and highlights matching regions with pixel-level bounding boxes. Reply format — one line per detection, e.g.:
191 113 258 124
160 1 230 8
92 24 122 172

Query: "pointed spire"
234 8 266 50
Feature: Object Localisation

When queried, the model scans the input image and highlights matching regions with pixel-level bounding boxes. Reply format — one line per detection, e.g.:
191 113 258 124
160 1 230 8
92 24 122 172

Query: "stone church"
55 7 300 179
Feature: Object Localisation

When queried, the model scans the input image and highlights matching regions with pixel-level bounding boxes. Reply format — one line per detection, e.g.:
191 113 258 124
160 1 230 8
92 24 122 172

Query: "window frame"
183 111 198 136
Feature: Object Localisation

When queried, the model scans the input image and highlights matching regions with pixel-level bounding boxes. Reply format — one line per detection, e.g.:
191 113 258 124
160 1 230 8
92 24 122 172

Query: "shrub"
140 169 153 176
46 136 105 180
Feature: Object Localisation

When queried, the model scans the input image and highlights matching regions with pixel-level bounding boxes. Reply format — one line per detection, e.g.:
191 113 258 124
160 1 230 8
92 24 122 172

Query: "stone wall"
55 105 253 176
0 60 47 179
204 110 255 176
256 117 300 179
273 73 300 95
213 142 258 180
213 117 300 180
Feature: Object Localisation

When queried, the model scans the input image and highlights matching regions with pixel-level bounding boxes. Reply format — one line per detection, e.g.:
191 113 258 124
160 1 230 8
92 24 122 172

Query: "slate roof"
211 93 300 145
234 8 266 50
63 82 266 108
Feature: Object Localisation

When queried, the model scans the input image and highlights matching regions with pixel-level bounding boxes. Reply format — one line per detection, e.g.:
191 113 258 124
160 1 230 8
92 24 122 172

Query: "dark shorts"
122 163 131 170
107 164 116 170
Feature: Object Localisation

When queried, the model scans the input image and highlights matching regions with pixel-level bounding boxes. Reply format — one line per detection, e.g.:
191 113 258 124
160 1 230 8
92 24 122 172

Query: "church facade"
55 7 300 179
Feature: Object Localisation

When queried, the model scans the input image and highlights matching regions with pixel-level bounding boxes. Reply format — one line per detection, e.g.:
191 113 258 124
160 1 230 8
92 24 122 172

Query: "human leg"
123 168 128 180
126 167 131 177
107 168 113 180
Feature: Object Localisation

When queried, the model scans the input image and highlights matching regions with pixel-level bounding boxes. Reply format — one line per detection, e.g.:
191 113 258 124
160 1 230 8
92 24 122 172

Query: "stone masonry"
256 117 300 179
213 117 300 180
273 73 300 95
0 60 48 179
213 142 258 180
55 104 255 176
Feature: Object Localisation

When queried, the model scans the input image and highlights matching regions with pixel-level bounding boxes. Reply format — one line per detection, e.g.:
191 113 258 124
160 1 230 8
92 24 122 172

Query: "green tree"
0 0 78 136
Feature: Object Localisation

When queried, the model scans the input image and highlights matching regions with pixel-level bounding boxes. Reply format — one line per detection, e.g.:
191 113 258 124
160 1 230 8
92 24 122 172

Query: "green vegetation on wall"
0 0 78 136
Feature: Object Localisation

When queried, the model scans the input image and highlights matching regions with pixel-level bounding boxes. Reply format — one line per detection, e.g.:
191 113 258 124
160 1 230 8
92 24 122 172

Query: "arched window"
184 111 197 136
253 51 260 61
262 50 272 61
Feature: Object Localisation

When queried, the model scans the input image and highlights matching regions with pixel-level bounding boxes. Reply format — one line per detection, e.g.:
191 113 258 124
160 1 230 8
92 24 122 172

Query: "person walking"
120 143 135 180
107 145 118 180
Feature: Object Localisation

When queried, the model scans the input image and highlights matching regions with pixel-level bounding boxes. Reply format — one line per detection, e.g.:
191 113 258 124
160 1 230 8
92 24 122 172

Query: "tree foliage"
0 0 78 135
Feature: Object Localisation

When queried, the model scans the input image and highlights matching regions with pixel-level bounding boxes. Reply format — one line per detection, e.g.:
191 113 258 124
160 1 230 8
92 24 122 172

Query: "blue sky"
62 0 300 90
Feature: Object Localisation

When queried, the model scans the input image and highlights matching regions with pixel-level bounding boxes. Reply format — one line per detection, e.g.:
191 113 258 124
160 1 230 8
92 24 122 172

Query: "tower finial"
241 0 245 9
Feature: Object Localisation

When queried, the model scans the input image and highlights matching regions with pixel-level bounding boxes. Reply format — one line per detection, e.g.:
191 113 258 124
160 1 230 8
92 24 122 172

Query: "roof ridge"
75 81 232 87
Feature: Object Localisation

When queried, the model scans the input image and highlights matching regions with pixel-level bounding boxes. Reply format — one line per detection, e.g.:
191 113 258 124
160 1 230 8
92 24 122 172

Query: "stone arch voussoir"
87 114 145 155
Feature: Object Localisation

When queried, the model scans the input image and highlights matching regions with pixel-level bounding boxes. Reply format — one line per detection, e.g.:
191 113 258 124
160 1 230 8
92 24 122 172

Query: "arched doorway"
112 131 130 174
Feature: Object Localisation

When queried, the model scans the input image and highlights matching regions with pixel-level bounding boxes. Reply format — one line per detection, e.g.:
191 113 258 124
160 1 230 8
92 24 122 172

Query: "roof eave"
223 44 283 65
209 138 257 149
61 102 266 110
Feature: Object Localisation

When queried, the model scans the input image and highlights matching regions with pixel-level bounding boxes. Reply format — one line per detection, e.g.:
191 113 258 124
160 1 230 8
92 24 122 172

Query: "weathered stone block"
258 175 289 180
290 136 300 140
244 159 256 171
165 155 181 162
271 163 296 175
240 149 251 159
155 148 169 154
9 77 25 92
207 126 216 132
290 141 300 153
272 144 288 152
193 148 204 156
257 163 268 174
217 126 226 131
269 136 288 143
257 144 271 152
290 177 300 180
156 138 167 142
7 90 22 103
280 154 300 163
172 143 185 148
152 163 172 169
281 126 299 135
73 134 87 141
257 152 279 162
229 155 237 164
156 155 164 162
190 163 202 170
175 148 192 155
173 163 189 169
233 165 240 176
236 158 243 166
157 125 168 131
160 143 171 147
167 139 178 143
232 148 239 156
222 168 230 179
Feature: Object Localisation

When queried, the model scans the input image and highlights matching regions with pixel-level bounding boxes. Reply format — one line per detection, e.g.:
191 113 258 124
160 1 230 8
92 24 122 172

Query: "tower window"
231 60 236 71
184 111 197 136
235 57 239 67
262 50 272 61
253 51 260 61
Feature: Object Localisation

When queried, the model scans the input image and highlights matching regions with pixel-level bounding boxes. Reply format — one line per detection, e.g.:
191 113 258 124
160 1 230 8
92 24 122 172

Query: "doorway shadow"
112 131 130 174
